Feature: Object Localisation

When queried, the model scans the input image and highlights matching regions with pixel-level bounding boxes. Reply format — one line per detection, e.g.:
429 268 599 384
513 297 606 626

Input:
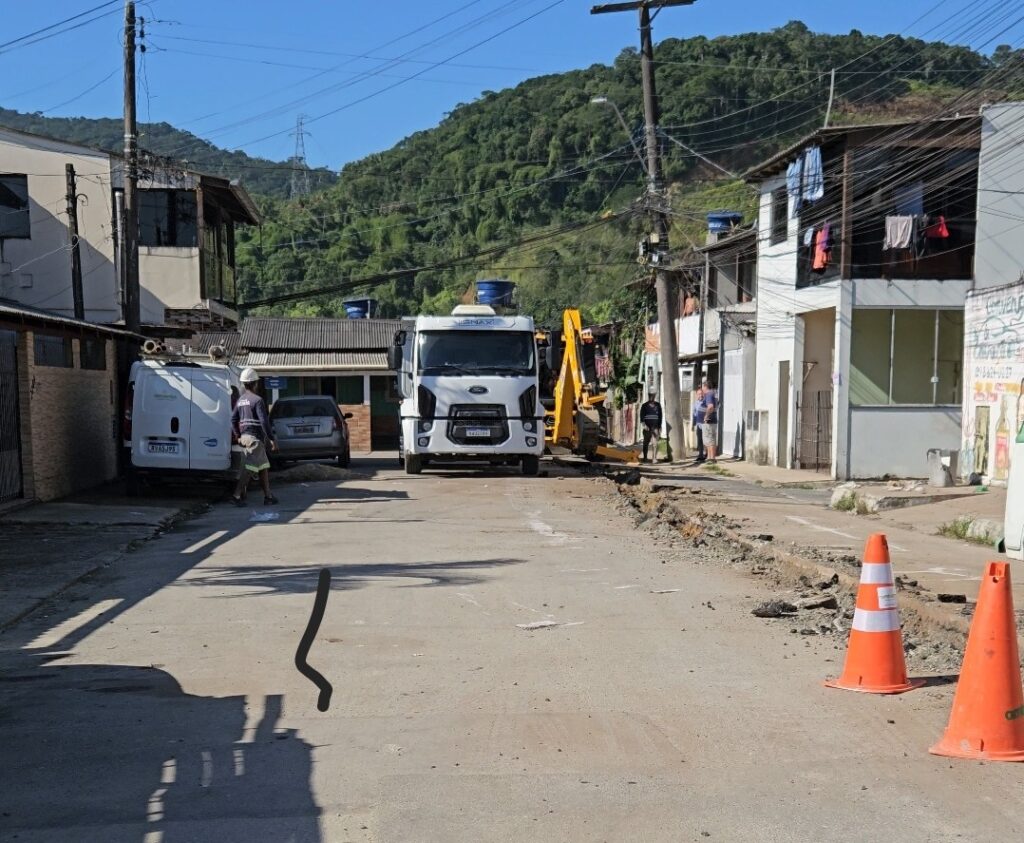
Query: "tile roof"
240 317 402 351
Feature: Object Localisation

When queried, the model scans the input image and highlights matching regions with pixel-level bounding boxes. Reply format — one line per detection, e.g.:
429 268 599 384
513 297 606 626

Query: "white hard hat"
240 367 259 384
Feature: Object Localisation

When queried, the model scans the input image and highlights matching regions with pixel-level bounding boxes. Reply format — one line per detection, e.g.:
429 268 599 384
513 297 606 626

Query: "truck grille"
447 404 509 446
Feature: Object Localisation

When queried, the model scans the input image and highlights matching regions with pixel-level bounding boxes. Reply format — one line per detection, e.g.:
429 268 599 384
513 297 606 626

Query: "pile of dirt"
272 463 354 484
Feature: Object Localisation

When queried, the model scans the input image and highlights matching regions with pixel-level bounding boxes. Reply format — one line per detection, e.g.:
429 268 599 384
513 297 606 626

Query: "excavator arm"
544 309 639 463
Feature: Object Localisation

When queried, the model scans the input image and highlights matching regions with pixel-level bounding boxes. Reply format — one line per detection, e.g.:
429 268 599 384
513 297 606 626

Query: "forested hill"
0 108 336 198
235 22 1007 324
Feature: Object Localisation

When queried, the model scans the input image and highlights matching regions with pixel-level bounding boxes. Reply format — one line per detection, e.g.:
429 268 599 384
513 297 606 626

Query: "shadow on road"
0 662 321 841
178 558 526 596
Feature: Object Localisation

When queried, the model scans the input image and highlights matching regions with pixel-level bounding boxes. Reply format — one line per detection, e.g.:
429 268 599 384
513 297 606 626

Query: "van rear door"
131 364 192 470
189 368 232 471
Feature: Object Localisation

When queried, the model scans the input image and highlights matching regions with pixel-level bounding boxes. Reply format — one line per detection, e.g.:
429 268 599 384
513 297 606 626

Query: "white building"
959 102 1024 484
744 113 1002 479
0 126 258 333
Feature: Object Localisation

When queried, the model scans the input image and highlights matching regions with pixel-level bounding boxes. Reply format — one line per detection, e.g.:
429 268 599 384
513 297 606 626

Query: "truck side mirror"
387 344 403 371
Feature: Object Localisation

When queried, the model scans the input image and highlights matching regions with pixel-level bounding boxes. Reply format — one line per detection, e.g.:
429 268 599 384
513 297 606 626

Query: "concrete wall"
975 102 1024 290
960 280 1024 483
140 245 203 311
847 406 962 478
0 131 120 324
17 328 119 500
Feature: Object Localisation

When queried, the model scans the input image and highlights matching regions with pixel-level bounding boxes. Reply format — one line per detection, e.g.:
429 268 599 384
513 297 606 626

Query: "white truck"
390 305 544 475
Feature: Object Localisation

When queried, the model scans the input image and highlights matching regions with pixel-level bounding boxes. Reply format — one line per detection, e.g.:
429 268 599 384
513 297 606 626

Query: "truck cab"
391 305 544 475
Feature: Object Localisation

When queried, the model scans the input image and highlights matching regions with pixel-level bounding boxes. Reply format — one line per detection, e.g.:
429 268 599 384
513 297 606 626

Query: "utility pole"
123 0 141 334
65 164 84 320
591 0 693 462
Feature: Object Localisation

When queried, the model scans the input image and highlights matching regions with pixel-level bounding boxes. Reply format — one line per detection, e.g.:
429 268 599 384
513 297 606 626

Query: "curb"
0 500 211 633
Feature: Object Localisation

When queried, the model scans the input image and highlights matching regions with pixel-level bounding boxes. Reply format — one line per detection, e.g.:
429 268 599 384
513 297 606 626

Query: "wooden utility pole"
591 0 693 462
123 0 141 333
65 164 84 320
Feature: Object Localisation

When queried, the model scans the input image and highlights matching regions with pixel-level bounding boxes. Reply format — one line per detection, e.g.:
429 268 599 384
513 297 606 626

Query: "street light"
590 96 647 174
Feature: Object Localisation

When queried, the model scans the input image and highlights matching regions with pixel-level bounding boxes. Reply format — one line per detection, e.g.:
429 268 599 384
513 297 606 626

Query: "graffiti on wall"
962 284 1024 481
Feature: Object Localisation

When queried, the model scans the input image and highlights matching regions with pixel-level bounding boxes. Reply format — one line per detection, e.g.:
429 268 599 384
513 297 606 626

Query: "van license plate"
292 425 315 434
148 442 179 454
466 427 490 438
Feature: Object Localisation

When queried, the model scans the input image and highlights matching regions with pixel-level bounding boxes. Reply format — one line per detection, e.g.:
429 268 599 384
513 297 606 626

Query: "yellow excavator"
539 309 640 463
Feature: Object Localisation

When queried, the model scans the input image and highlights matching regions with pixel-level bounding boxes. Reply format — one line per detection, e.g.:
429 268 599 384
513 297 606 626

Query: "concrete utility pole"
591 0 693 462
123 0 141 333
65 164 84 320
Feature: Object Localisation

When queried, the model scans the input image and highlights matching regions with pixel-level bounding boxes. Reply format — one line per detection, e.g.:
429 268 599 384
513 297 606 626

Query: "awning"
243 351 389 371
679 350 717 363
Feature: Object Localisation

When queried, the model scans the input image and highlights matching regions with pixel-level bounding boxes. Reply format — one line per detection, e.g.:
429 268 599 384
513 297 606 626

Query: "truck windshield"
418 330 535 376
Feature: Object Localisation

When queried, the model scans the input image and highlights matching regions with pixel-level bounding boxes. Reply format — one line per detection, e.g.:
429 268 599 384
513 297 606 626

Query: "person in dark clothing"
230 368 278 507
640 389 663 463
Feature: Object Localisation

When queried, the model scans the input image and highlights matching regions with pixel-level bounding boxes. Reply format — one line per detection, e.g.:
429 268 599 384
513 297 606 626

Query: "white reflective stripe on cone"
859 563 895 585
852 607 901 632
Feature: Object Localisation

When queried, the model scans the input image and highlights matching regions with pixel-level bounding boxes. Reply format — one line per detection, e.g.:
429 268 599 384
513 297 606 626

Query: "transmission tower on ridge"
289 114 312 198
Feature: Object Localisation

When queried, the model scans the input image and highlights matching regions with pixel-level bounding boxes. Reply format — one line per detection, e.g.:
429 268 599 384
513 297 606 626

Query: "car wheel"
405 454 423 475
338 447 350 468
522 455 540 476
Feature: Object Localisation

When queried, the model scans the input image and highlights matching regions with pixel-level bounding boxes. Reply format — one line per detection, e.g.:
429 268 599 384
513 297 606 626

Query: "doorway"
777 361 790 468
0 330 23 502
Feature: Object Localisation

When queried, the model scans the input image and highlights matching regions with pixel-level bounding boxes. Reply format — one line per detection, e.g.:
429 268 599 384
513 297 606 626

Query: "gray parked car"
269 395 352 468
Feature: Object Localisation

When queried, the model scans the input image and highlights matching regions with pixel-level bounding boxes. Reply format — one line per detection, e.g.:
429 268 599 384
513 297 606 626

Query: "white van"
123 359 241 491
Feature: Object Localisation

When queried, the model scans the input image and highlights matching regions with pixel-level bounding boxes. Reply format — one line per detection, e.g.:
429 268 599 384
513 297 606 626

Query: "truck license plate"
466 427 490 438
147 442 179 454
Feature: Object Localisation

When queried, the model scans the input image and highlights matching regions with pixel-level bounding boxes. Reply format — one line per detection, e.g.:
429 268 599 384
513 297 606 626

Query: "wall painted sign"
961 281 1024 482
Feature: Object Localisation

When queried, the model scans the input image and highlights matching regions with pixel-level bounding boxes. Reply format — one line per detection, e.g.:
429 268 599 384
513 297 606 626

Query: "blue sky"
0 1 1008 169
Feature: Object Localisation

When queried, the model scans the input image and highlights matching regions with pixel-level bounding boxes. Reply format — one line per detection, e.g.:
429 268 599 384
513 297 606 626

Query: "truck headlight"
417 436 430 447
418 420 433 433
523 420 536 433
526 437 537 447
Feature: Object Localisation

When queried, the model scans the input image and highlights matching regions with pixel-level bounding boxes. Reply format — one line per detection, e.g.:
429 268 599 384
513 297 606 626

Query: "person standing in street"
231 368 278 507
640 389 663 463
692 379 707 464
703 379 720 465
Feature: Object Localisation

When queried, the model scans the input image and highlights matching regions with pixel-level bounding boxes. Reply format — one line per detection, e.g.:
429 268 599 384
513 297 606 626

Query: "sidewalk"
0 483 208 630
597 455 1015 608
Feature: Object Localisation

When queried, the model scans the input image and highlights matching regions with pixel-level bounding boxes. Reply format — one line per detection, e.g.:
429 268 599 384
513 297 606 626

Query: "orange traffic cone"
825 533 923 694
930 562 1024 761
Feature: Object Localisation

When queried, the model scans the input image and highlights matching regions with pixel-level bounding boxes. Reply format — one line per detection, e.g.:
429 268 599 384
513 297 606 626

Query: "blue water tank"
343 298 376 319
475 279 515 308
707 211 743 234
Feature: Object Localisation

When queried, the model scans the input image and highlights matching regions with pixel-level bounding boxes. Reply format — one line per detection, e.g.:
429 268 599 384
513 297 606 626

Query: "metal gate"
0 330 23 502
797 389 832 472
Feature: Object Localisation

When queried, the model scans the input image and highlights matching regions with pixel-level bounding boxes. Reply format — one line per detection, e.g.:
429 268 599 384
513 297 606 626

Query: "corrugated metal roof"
196 331 242 356
243 351 388 371
240 317 402 351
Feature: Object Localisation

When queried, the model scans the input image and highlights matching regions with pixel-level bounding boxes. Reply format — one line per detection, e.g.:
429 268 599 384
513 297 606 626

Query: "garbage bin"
926 448 958 487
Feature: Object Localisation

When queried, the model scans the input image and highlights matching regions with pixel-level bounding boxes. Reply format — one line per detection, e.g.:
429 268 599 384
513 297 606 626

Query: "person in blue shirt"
703 380 719 464
692 380 708 464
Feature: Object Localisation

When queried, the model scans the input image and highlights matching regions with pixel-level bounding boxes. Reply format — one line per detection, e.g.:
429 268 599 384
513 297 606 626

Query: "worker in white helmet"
230 367 278 506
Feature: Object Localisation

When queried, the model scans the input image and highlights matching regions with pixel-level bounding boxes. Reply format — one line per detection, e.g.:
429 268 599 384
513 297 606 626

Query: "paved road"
3 458 1023 842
